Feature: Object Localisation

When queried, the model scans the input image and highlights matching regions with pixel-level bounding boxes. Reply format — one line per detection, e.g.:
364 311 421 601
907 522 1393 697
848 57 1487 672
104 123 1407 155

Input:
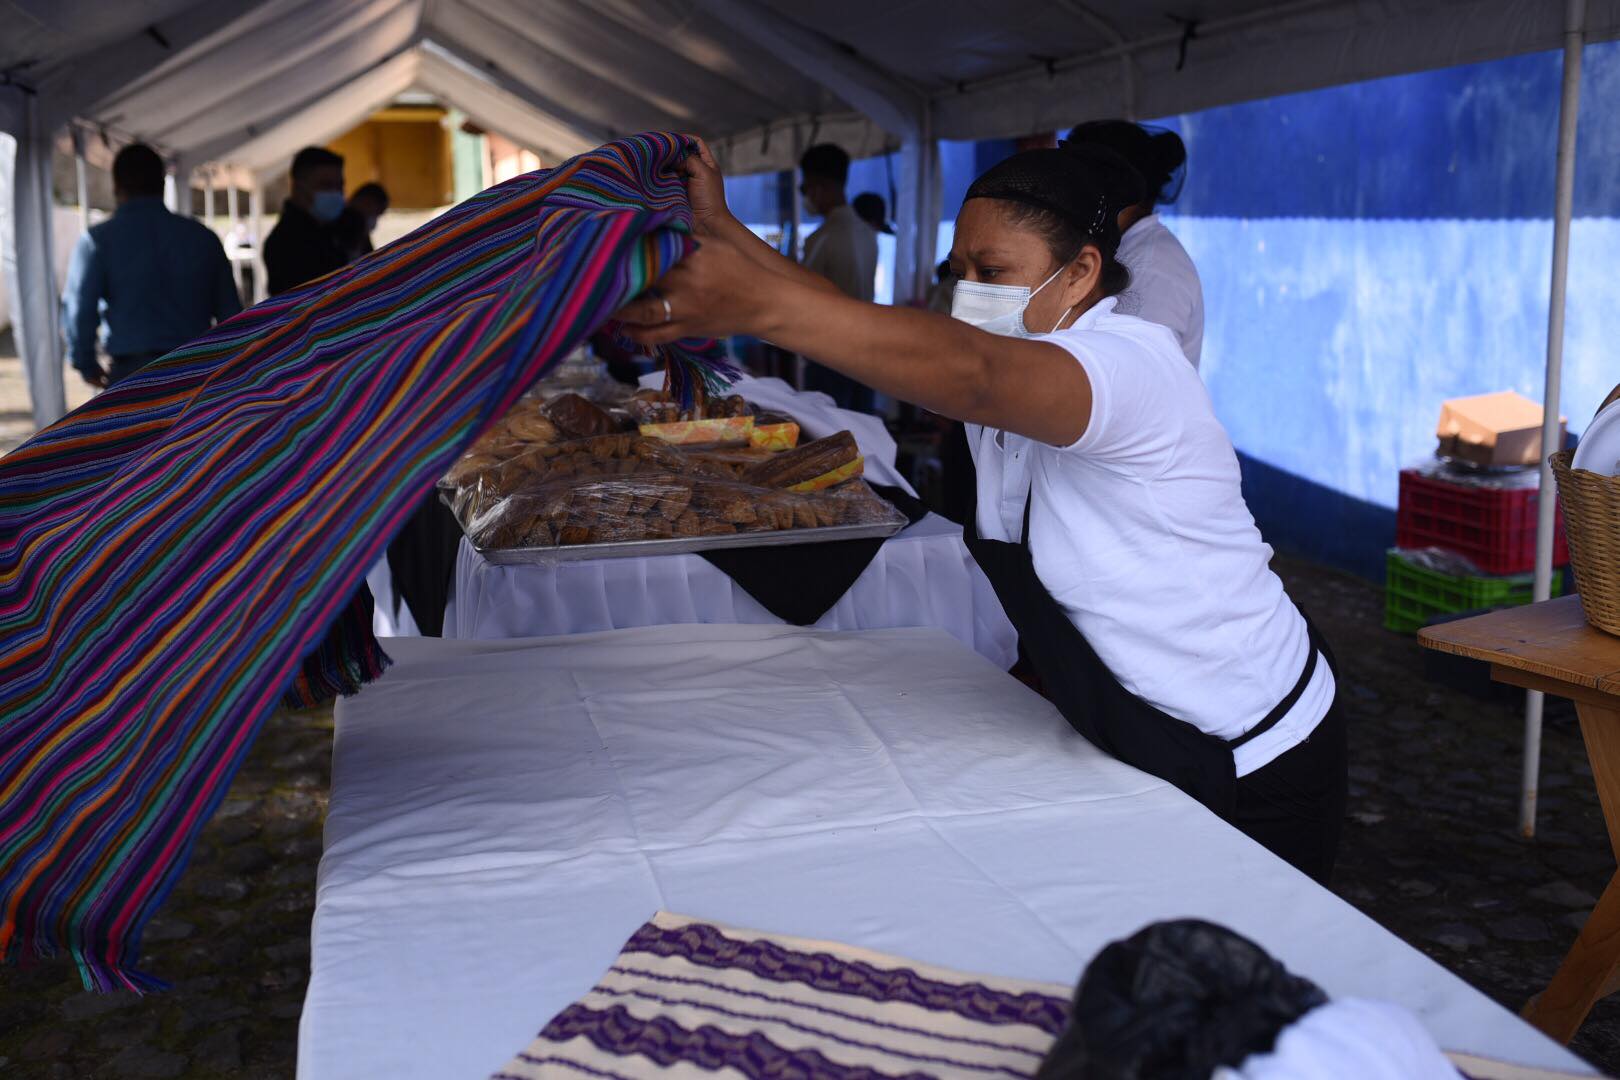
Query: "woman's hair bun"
1147 128 1187 176
1058 142 1147 210
1062 120 1186 206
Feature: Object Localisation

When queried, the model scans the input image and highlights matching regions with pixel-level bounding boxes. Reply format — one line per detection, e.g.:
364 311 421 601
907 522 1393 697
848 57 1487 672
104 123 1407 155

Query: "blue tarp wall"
727 44 1620 579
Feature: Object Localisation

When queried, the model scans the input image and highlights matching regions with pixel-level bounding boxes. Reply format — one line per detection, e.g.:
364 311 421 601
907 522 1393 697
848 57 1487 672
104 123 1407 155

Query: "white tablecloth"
445 512 1018 668
300 626 1591 1080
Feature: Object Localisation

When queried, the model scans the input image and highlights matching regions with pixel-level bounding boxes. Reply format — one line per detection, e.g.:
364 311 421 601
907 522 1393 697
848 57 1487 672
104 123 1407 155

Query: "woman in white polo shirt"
616 138 1345 883
1065 120 1204 369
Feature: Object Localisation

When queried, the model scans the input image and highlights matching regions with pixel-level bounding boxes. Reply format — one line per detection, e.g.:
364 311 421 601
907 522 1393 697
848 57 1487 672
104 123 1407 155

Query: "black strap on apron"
963 470 1326 816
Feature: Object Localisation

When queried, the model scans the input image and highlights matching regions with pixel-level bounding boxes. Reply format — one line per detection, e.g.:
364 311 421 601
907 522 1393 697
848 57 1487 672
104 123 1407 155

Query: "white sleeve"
1044 330 1174 468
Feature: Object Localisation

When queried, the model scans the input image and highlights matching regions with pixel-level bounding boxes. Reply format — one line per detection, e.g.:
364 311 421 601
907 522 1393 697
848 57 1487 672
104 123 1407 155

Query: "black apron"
963 467 1325 818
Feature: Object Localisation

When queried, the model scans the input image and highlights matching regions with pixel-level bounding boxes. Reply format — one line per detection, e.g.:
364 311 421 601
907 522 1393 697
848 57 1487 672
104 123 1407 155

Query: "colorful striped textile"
493 912 1070 1080
0 132 723 991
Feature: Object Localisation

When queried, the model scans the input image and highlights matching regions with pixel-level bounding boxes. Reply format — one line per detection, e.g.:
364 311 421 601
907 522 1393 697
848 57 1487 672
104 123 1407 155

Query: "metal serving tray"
476 518 906 565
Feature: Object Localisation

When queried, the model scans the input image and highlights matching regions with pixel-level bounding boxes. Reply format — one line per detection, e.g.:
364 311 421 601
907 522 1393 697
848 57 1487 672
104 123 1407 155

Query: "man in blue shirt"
61 143 242 387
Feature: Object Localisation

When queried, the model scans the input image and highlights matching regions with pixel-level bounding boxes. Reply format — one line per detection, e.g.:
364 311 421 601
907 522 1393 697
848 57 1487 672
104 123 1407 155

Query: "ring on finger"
659 294 673 323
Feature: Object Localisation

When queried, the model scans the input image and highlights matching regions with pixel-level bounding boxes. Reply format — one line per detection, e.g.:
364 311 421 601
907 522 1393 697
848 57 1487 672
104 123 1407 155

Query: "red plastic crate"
1395 469 1568 575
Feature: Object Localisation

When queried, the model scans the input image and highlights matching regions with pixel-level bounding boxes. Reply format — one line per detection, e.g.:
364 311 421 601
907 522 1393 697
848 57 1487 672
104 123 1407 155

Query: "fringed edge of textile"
658 344 741 410
2 937 167 995
603 320 739 411
281 588 393 710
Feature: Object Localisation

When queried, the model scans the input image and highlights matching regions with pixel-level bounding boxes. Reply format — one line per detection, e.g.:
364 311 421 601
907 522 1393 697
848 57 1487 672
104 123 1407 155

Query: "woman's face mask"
950 264 1073 338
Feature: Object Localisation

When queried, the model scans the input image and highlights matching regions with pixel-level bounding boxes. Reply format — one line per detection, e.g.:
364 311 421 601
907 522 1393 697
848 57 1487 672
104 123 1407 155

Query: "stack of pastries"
442 392 900 551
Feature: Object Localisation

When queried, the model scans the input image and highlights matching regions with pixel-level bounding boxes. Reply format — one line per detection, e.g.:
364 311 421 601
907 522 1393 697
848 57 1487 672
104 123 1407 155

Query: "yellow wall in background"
327 106 453 210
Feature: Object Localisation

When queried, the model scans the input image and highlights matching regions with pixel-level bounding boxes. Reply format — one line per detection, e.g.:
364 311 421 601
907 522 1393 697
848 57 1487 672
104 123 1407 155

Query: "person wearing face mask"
334 182 391 263
1064 120 1203 369
264 146 349 296
615 137 1347 884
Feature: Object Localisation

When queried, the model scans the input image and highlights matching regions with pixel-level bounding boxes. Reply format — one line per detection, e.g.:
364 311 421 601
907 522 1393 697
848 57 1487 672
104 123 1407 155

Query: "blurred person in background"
336 181 390 262
1064 121 1203 369
264 146 347 295
798 143 878 412
926 259 957 315
852 191 895 235
61 143 241 388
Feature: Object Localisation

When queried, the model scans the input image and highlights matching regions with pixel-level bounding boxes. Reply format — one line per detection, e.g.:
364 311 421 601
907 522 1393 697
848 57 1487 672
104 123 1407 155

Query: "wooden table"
1420 595 1620 1043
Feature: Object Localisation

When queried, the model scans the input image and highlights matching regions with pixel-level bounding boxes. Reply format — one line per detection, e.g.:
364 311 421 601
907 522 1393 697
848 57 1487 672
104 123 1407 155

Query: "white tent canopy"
213 42 597 181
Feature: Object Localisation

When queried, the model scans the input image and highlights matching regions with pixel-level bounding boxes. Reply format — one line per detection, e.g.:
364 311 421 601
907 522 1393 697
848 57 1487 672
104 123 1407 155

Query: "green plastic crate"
1383 549 1563 634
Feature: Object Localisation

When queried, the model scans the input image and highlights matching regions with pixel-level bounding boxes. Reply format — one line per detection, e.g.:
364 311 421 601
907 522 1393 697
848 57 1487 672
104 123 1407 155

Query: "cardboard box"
1436 391 1566 468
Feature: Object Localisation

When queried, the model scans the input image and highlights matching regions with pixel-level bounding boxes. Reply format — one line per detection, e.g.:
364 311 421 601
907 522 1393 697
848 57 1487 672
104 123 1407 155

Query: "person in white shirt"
1065 121 1204 369
617 137 1346 884
798 143 879 411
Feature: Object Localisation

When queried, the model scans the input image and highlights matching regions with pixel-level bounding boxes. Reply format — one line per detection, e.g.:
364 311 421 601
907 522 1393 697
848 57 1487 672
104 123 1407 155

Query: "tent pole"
169 155 193 219
790 170 804 263
73 132 89 234
250 182 268 304
790 163 805 390
1522 0 1587 839
227 180 244 300
163 161 178 214
1 91 67 428
203 167 216 232
914 109 939 303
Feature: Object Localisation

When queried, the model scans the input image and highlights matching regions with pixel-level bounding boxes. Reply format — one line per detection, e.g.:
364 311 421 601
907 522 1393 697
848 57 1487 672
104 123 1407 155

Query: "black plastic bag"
1036 919 1328 1080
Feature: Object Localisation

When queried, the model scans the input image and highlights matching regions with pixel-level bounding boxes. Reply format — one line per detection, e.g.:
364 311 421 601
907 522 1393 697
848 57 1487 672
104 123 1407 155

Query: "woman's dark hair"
995 201 1130 297
1063 120 1186 207
963 143 1144 297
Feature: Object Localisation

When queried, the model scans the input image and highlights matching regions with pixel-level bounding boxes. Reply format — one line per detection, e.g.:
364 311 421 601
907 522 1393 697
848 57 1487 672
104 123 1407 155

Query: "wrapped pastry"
504 412 560 444
788 456 865 493
443 412 905 552
638 416 754 447
626 393 682 426
709 394 754 418
743 431 860 489
750 410 800 451
543 392 619 438
682 447 776 479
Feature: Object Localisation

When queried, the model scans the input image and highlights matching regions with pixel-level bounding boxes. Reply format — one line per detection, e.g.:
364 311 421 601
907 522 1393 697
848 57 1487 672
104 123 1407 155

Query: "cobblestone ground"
1 554 1618 1076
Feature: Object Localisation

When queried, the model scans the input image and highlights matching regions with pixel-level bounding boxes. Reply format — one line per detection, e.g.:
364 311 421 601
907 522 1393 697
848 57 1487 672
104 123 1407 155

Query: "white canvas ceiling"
9 0 1620 178
197 42 598 179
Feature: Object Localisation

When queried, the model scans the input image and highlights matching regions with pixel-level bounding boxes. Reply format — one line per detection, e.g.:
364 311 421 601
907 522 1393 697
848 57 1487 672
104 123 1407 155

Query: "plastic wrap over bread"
441 413 903 555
